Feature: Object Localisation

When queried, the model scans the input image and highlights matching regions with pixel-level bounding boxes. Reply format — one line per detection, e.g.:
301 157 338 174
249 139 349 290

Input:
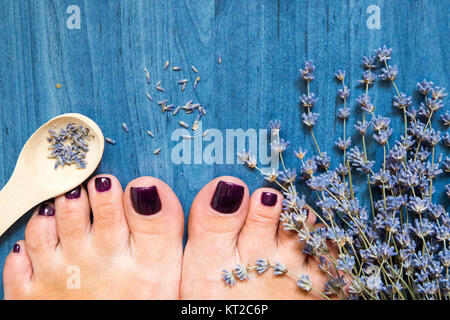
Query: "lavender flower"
338 86 350 100
338 107 351 120
300 60 315 81
379 65 399 81
374 45 393 62
417 79 434 95
335 70 346 81
255 259 270 274
358 71 376 85
233 264 249 281
300 93 318 108
362 55 377 69
441 112 450 127
273 262 288 275
302 112 319 128
393 93 412 110
335 137 351 150
222 270 236 287
294 147 307 159
297 274 312 291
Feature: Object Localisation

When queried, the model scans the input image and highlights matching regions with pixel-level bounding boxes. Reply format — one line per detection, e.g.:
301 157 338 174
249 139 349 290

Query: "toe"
238 188 283 258
87 174 129 254
24 202 58 265
54 185 91 251
3 241 33 299
182 176 249 298
123 176 184 255
187 176 249 253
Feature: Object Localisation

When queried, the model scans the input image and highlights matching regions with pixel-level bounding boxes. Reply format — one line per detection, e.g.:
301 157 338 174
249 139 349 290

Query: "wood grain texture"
0 0 448 297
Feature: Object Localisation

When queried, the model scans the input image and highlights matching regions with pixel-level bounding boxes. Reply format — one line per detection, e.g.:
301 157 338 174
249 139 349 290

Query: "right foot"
181 176 333 299
3 175 184 299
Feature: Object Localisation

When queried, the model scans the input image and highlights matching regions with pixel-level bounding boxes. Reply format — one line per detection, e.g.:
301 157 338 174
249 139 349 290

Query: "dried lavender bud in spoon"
47 123 92 170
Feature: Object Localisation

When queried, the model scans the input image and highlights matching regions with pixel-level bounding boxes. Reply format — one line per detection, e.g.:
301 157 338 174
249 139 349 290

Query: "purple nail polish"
95 177 111 192
38 204 55 216
261 192 277 206
13 244 20 253
130 186 162 215
65 186 81 199
211 181 244 214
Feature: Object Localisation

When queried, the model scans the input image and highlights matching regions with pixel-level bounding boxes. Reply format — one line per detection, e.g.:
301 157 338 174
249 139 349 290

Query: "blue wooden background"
0 0 448 298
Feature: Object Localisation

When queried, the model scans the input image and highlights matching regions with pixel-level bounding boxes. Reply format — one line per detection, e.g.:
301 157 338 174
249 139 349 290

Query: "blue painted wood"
0 0 448 298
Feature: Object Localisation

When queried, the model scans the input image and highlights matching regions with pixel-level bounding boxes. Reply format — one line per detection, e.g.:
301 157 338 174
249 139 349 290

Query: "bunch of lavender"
228 46 449 300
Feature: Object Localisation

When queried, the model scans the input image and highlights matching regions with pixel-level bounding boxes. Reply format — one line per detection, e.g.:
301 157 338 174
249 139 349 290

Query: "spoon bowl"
0 113 104 237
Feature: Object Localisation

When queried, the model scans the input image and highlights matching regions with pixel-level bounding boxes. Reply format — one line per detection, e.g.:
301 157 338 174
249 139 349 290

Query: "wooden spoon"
0 113 104 237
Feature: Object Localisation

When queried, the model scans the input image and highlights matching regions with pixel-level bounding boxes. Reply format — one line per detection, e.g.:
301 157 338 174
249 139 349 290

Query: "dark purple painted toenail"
38 204 55 216
95 177 111 192
261 192 277 206
13 244 20 253
130 186 162 215
211 181 244 214
65 186 81 199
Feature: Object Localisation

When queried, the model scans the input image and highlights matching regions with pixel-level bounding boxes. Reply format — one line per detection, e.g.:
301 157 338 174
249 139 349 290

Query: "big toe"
187 176 249 257
122 176 184 297
182 176 249 298
123 176 184 257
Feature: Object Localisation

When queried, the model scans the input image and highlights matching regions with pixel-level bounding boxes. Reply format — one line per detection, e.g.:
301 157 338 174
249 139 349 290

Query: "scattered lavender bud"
105 137 116 145
179 121 189 128
144 67 150 84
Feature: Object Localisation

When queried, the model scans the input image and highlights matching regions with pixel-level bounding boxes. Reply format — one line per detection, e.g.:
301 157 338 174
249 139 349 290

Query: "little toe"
54 185 91 251
87 174 129 254
123 176 184 256
238 188 283 258
3 241 33 299
24 202 58 265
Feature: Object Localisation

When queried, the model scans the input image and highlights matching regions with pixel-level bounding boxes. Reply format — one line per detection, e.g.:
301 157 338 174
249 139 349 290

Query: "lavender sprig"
233 46 448 300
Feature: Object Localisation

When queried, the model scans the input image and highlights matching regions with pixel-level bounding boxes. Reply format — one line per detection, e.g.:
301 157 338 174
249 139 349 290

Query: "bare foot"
3 175 184 299
181 176 330 299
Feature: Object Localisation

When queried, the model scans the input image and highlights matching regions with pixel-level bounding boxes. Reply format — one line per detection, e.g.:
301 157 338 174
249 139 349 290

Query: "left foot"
3 175 184 299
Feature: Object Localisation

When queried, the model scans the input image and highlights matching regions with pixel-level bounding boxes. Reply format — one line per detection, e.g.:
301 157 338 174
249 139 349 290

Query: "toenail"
13 243 20 253
261 192 277 206
38 204 55 216
95 177 112 192
303 206 310 217
211 181 244 214
65 186 81 199
130 186 162 215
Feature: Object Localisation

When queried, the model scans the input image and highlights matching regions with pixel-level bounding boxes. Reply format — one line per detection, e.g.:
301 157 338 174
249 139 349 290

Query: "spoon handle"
0 177 41 237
